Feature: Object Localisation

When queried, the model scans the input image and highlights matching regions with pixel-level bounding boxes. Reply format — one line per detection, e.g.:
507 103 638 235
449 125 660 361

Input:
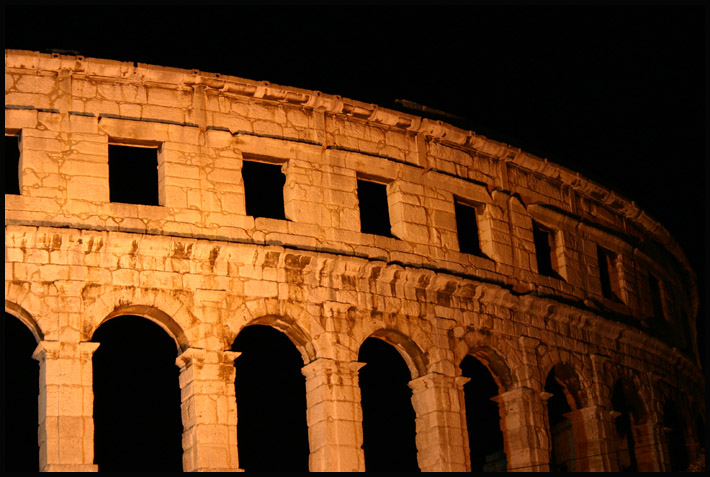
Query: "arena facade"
4 50 704 471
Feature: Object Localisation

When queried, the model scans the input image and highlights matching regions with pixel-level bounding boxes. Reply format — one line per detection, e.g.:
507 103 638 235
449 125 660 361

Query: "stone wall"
4 49 704 471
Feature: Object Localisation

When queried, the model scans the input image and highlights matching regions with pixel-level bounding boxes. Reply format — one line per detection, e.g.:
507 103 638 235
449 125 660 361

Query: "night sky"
3 2 706 470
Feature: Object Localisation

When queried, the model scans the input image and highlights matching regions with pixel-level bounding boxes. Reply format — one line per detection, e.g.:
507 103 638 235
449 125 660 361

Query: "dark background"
3 2 706 468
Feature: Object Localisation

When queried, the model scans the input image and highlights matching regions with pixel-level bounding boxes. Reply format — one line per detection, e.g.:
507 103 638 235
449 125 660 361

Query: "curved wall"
4 49 704 472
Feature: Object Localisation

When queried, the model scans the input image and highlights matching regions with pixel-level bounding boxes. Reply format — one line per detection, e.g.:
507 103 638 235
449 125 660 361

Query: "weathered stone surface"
4 50 704 472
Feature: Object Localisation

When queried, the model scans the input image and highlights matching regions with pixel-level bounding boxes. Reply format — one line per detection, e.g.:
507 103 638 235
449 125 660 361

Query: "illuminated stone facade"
4 50 704 472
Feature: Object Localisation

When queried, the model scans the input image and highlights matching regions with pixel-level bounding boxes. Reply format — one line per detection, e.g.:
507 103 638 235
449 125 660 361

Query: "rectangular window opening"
532 221 560 279
242 159 286 220
679 308 692 348
597 245 623 302
647 272 665 320
454 199 484 256
356 177 393 237
109 143 160 206
5 134 21 195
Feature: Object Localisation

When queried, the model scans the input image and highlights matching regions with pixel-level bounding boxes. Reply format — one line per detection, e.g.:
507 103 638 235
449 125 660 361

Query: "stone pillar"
563 405 617 471
301 358 366 472
492 386 550 472
408 372 469 472
632 421 664 472
33 340 100 472
455 376 472 472
176 347 242 472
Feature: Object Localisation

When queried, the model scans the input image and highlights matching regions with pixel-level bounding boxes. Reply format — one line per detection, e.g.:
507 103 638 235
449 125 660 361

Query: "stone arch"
364 328 428 379
242 314 317 365
5 280 53 342
657 387 693 471
231 321 311 472
606 368 651 425
83 288 193 354
545 362 584 410
655 380 693 426
539 350 593 410
4 300 44 344
352 310 433 380
454 330 520 392
357 328 421 472
226 297 317 364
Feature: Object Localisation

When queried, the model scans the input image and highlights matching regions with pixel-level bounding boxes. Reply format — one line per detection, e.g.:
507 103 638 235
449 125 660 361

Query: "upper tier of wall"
4 49 698 358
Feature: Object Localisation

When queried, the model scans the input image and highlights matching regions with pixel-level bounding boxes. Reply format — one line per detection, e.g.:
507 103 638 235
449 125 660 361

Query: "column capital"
490 385 538 404
32 340 60 361
540 391 554 402
407 371 450 392
563 404 608 421
176 347 241 369
78 341 101 357
301 357 365 378
176 347 206 369
222 350 241 364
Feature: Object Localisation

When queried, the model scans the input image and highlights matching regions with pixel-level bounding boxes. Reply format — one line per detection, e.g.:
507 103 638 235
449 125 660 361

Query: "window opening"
532 221 559 278
611 381 638 472
242 160 287 220
454 199 485 256
92 316 183 471
597 245 623 302
461 356 506 471
647 272 664 320
663 401 690 471
357 178 393 237
108 144 159 205
679 308 693 350
358 338 418 471
5 134 20 195
232 325 309 472
545 369 577 472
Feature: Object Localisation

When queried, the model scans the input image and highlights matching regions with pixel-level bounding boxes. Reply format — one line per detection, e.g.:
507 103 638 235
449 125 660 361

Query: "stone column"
408 372 469 472
492 386 550 472
301 358 366 472
33 340 100 472
455 376 472 472
176 347 242 472
632 421 664 472
562 405 618 471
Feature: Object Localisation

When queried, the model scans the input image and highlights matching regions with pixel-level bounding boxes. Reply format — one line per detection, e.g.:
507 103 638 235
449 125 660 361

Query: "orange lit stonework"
4 50 703 472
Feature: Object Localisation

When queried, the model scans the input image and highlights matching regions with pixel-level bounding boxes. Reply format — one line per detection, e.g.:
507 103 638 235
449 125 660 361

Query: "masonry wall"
4 50 704 472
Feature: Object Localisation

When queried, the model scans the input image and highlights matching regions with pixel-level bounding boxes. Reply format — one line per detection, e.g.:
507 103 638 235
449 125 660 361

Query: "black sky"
3 4 706 365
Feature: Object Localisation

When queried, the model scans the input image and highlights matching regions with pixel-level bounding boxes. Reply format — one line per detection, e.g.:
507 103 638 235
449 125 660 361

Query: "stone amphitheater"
3 49 704 472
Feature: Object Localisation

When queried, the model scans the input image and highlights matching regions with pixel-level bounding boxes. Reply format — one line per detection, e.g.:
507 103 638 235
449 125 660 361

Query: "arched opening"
460 355 506 471
231 325 309 472
611 381 638 471
92 315 183 471
1 312 39 471
358 336 418 472
544 365 581 472
663 400 690 471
